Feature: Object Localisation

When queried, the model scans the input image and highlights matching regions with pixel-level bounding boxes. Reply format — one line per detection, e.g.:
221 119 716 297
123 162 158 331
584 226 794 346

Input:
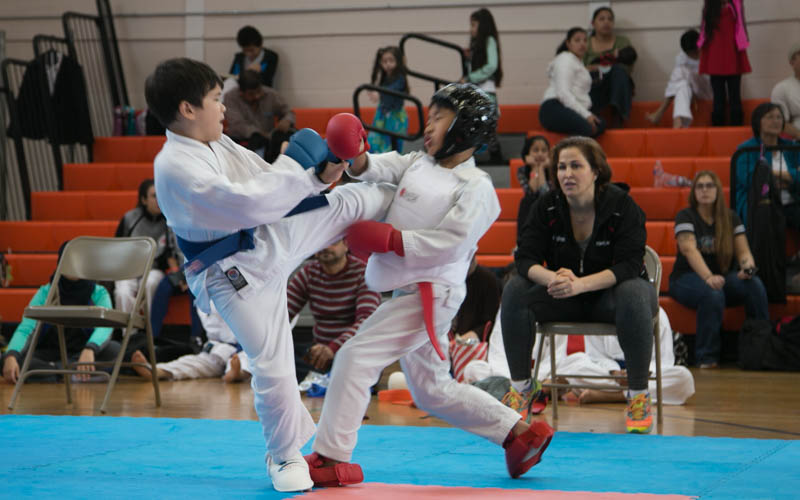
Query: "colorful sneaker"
501 380 543 422
625 392 653 434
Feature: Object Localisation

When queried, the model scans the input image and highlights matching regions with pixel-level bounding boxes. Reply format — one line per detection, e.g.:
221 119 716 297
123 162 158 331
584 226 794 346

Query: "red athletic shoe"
303 452 364 487
503 420 555 478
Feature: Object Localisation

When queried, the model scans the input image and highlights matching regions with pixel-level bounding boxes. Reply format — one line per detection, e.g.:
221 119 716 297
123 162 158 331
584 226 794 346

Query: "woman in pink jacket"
698 0 751 126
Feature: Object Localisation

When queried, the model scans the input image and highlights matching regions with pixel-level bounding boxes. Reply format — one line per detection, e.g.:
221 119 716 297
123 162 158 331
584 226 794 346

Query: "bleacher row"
3 98 797 338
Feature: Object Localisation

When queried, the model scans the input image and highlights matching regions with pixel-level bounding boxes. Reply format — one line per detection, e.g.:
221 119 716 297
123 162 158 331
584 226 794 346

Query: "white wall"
1 0 798 110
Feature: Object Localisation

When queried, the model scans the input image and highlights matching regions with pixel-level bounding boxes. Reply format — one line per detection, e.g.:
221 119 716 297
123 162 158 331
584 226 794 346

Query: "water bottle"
653 160 665 187
113 106 123 136
653 160 692 187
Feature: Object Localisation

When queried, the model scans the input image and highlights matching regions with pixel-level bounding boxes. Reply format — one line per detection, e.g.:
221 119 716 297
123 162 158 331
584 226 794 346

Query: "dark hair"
592 6 615 23
556 27 587 55
238 69 262 91
469 8 503 86
689 170 733 272
370 46 409 91
145 58 223 127
138 179 155 208
680 29 700 54
521 134 550 160
550 136 612 198
750 102 785 138
236 26 263 48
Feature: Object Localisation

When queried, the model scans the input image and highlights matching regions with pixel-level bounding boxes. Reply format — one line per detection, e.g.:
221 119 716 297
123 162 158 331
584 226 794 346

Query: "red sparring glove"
326 113 370 160
345 221 404 260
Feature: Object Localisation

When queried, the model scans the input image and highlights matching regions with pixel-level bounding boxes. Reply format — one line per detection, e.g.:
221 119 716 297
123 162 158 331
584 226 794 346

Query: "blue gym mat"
2 415 797 499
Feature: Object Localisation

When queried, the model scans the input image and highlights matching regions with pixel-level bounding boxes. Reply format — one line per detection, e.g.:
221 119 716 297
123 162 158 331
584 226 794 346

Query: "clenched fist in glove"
326 113 370 160
345 221 404 258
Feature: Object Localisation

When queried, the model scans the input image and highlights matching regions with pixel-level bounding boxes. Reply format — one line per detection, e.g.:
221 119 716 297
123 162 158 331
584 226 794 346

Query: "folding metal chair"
533 245 663 424
8 236 161 414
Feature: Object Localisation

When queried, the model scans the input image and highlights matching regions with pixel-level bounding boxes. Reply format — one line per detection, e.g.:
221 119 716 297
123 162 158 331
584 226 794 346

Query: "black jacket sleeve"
609 196 647 282
514 194 550 278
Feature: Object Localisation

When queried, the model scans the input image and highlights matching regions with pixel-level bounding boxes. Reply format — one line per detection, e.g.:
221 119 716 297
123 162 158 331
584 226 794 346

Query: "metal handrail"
399 32 467 91
352 83 425 152
729 144 800 211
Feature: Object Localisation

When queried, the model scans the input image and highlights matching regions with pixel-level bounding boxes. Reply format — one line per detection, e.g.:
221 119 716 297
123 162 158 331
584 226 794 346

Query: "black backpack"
739 317 800 371
746 157 786 303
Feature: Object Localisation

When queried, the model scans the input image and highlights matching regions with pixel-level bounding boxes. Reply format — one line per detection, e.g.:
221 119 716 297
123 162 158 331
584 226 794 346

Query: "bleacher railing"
399 33 467 91
352 84 425 153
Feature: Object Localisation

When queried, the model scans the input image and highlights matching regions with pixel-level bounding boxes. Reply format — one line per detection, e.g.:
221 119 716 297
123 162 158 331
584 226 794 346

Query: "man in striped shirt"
287 239 380 374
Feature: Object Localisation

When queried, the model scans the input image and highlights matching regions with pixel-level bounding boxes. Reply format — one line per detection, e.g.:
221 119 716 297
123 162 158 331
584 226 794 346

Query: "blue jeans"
669 271 768 365
150 276 202 339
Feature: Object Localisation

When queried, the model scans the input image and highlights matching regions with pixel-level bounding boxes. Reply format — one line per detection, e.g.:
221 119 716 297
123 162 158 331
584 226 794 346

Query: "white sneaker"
266 453 313 492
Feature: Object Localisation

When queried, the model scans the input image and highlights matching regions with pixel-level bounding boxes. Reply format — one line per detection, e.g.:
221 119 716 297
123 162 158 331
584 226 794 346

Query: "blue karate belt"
175 194 330 274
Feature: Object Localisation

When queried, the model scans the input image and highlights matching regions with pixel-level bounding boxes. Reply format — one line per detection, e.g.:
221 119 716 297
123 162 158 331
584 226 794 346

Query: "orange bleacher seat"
497 104 540 134
660 295 800 335
63 163 154 191
476 255 514 268
660 256 675 293
693 158 730 185
163 294 192 325
705 127 751 157
0 288 37 322
630 188 686 221
478 222 516 255
496 188 523 221
645 129 707 157
0 221 117 253
31 191 136 221
3 254 58 288
645 221 676 257
597 130 647 157
93 136 166 163
294 108 332 133
508 158 524 188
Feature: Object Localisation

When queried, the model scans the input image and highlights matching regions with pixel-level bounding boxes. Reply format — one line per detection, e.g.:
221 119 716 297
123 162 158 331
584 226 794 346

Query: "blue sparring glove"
283 128 330 171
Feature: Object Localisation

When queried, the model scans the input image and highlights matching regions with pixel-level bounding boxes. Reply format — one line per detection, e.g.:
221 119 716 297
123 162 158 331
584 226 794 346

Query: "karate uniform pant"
313 286 523 463
115 269 164 314
665 66 712 123
156 342 239 380
206 182 394 463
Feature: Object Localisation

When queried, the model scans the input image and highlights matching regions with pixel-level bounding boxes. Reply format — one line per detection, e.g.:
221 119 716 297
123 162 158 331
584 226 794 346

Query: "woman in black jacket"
499 136 658 433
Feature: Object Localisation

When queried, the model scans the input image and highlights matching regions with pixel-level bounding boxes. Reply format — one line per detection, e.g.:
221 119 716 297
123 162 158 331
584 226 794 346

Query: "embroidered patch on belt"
225 266 248 291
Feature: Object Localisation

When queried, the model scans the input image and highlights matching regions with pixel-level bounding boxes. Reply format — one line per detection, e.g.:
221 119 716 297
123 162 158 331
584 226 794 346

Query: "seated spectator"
500 136 658 433
115 179 175 315
130 302 241 382
229 25 279 88
465 307 695 406
734 102 800 227
771 43 800 140
583 6 637 127
646 29 712 128
516 135 552 239
539 27 606 138
223 69 295 163
669 171 767 368
148 228 202 340
286 239 380 380
2 241 121 384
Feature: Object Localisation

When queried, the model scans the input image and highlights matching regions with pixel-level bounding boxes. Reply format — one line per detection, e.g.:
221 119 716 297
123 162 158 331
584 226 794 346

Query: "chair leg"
654 318 663 425
99 325 133 414
532 327 545 382
8 322 44 410
549 333 558 421
56 325 73 405
144 318 161 407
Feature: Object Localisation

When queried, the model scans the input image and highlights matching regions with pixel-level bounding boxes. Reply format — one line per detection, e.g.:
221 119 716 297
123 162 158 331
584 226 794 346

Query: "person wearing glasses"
669 171 767 368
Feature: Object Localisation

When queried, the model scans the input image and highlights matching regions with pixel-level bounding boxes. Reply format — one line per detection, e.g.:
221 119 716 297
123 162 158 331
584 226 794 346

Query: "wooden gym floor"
2 364 799 440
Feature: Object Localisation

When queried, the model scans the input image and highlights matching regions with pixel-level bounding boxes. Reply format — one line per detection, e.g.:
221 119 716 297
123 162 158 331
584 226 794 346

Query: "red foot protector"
503 420 555 479
304 452 364 487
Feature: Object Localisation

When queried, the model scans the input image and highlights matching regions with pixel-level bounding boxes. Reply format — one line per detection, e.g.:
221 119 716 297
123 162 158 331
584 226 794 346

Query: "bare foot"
645 111 661 125
223 353 249 383
130 350 168 380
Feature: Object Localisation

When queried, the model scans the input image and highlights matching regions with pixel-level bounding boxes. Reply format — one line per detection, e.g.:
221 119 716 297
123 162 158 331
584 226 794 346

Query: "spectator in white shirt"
539 27 605 138
771 42 800 140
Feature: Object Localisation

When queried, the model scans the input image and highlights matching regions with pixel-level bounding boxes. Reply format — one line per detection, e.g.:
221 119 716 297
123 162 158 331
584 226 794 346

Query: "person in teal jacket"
2 242 120 384
735 102 800 227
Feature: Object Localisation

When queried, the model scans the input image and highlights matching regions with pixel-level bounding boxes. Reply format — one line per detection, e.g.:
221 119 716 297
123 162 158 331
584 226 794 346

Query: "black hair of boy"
237 26 263 48
680 29 700 55
238 69 262 92
144 58 223 128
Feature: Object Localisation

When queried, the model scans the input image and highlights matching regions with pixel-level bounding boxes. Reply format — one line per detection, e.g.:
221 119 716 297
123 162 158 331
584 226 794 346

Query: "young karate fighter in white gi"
304 84 555 487
145 58 393 492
